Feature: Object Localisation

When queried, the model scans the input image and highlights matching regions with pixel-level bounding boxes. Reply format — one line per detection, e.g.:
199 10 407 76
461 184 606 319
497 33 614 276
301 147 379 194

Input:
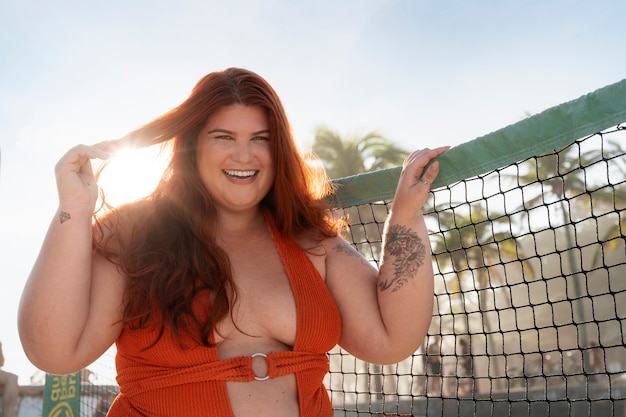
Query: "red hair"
94 68 340 348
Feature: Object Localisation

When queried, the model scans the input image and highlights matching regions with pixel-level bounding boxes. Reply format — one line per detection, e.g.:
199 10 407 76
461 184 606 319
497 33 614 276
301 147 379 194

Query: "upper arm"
323 237 387 361
70 252 126 368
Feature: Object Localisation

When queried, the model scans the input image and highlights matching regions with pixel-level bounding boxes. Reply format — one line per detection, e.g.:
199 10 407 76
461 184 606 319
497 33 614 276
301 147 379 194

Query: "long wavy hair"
94 68 340 348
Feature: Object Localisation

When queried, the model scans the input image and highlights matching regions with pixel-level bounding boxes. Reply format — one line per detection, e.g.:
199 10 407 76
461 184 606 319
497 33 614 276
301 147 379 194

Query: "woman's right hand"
54 143 112 209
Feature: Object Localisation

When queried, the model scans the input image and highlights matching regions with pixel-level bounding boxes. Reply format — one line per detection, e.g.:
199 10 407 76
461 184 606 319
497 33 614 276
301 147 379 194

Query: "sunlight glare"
97 144 169 206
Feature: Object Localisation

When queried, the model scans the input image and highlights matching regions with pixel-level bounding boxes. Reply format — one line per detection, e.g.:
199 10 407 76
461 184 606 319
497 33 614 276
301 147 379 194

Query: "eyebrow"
206 128 271 136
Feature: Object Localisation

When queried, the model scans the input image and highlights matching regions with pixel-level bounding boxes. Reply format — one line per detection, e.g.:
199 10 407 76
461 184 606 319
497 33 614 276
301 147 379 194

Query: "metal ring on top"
251 352 270 381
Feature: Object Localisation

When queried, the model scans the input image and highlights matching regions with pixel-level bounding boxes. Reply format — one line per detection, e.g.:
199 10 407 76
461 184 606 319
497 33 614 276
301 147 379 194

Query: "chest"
212 230 339 353
213 232 310 348
117 228 342 369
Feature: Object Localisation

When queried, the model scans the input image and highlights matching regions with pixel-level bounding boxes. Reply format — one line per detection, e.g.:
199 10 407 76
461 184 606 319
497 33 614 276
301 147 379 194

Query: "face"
196 104 275 216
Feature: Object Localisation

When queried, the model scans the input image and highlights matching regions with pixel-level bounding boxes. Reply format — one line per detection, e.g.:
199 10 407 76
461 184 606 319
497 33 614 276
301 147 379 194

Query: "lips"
224 169 258 179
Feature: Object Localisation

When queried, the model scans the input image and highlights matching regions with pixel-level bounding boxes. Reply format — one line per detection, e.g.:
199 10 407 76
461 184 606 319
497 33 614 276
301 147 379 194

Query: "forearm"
333 147 447 364
375 212 435 362
18 204 95 368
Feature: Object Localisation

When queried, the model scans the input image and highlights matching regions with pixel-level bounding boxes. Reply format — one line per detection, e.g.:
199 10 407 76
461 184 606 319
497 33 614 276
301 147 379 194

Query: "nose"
233 140 252 162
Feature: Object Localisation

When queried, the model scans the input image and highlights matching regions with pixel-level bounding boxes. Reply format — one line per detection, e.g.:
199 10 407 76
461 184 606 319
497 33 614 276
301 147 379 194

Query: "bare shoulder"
322 235 378 283
325 237 353 257
294 231 371 282
298 233 361 259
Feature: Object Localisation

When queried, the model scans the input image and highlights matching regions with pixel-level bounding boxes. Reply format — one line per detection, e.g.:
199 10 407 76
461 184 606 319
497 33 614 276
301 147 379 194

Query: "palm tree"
314 128 409 403
312 127 408 179
316 127 410 261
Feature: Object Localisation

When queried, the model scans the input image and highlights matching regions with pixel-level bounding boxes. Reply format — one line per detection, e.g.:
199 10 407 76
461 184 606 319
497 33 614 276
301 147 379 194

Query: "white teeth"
224 170 257 178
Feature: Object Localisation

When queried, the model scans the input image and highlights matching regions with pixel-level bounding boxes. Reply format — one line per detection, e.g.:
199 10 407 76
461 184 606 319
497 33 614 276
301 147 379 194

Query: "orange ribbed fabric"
108 214 342 416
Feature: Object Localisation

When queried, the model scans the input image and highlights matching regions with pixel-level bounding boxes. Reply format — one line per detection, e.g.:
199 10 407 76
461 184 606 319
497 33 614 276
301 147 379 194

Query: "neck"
215 207 266 237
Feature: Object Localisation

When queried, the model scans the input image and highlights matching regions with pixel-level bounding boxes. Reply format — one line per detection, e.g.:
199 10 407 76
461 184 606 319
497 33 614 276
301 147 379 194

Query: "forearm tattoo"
378 224 426 292
59 211 71 224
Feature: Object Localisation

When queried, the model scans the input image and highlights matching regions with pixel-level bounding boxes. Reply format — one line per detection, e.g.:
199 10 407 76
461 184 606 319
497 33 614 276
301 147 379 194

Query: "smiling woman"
96 143 169 207
18 68 443 417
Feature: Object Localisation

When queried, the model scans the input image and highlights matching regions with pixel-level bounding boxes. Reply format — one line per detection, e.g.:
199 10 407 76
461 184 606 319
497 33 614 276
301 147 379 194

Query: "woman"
18 68 448 416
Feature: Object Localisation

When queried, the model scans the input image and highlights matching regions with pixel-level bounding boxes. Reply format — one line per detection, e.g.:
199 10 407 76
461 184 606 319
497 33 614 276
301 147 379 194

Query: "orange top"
108 215 342 416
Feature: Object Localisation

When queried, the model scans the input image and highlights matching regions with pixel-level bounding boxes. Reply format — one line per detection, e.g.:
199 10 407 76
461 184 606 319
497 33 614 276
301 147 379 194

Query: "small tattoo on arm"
334 242 358 257
378 224 426 292
59 211 71 224
333 242 371 268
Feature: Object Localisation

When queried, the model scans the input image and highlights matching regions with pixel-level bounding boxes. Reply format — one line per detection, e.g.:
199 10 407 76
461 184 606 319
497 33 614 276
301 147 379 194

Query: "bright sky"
1 0 625 384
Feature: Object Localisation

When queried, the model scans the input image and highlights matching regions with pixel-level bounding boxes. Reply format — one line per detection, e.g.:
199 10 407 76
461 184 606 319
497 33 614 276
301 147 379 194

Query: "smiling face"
196 104 275 217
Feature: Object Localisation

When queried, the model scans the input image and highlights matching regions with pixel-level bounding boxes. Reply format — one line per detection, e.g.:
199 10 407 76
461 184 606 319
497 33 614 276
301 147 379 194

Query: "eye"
213 134 233 141
253 136 270 142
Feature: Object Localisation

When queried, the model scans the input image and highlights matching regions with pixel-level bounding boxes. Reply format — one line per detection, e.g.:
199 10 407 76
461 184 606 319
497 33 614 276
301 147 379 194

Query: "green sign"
42 372 81 417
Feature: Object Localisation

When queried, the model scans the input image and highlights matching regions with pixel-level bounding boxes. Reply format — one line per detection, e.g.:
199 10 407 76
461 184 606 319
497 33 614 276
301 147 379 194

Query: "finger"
78 157 95 178
404 146 449 168
402 146 449 180
418 160 440 187
403 148 430 168
408 147 449 188
92 139 124 156
87 142 115 159
60 144 112 164
55 147 108 187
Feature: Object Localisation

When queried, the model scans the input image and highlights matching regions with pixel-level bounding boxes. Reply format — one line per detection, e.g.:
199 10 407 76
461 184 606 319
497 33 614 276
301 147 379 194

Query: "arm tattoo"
59 211 72 224
333 242 371 268
378 224 426 292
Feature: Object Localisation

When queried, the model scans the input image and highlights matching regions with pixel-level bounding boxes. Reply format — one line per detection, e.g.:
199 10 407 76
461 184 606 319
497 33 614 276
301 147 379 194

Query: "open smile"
224 169 258 180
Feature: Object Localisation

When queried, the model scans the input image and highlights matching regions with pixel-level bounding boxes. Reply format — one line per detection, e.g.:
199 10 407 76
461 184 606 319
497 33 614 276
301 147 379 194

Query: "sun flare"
97 144 169 206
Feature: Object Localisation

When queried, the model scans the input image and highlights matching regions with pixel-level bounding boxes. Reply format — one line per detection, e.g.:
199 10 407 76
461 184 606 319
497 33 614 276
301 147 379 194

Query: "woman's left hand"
391 146 450 218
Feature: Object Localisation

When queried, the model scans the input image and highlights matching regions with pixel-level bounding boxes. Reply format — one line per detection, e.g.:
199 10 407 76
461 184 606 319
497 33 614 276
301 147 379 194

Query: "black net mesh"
328 125 626 416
